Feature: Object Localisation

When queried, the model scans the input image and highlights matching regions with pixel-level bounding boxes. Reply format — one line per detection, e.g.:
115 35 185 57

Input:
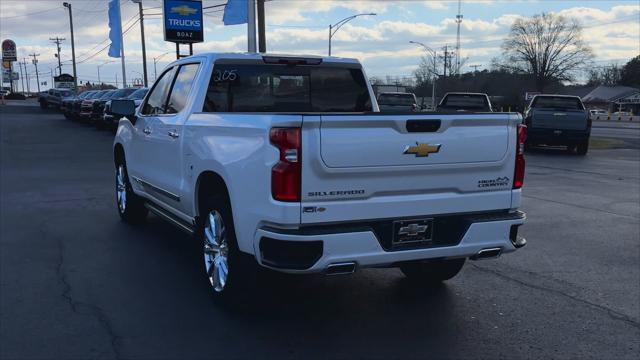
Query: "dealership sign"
54 73 75 89
163 0 203 43
2 39 17 62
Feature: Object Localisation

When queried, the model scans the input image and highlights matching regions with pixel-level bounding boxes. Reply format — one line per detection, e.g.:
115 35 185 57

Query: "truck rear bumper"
253 210 525 273
527 128 590 145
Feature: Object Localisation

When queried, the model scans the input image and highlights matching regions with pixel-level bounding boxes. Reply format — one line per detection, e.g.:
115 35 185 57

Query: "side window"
141 67 176 115
165 64 200 114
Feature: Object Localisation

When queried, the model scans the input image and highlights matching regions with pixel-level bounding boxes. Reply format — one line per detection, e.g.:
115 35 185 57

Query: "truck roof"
166 52 361 67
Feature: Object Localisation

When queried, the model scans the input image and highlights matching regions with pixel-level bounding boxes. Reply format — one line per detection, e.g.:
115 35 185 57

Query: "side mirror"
111 99 137 124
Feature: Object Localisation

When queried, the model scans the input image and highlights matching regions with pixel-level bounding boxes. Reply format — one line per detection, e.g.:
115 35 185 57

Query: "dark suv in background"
93 88 137 128
524 94 591 155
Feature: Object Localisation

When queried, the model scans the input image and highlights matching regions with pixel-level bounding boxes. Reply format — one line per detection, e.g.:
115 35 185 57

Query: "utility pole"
257 0 266 53
442 45 448 78
470 64 481 73
63 3 78 90
132 0 148 87
115 73 118 88
117 1 126 88
22 59 30 94
247 0 257 52
30 53 41 93
50 37 65 75
18 61 25 95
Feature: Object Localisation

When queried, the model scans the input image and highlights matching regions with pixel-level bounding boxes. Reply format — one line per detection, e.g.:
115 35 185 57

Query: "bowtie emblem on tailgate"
403 142 441 157
398 223 429 236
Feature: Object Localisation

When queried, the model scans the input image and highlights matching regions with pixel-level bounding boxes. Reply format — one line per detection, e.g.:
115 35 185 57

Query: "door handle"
143 127 152 135
168 130 179 139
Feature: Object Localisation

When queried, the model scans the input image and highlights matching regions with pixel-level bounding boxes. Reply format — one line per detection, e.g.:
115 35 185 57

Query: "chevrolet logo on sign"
403 142 441 157
171 5 198 16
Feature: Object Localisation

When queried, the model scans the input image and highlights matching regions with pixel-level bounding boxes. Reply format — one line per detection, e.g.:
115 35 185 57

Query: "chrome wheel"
116 165 127 213
203 211 229 292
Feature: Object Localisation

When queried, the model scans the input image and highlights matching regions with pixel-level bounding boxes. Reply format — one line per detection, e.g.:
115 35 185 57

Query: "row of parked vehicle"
377 90 591 155
39 87 149 131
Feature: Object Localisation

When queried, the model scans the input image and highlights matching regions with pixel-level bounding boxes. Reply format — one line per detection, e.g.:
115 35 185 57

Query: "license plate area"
392 218 434 246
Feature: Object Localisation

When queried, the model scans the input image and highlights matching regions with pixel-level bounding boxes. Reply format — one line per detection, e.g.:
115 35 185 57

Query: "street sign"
163 0 204 43
2 70 18 82
54 73 75 89
2 39 17 62
2 61 11 70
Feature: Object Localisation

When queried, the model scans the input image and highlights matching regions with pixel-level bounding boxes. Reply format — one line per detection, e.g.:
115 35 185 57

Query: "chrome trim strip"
144 202 194 235
132 176 180 202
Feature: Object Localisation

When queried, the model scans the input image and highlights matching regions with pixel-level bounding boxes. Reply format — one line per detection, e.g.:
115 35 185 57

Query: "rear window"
377 93 415 105
61 91 72 97
127 88 148 100
440 94 490 110
203 64 372 113
532 96 584 110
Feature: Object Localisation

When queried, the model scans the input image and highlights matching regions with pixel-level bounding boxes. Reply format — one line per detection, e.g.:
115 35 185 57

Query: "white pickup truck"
111 53 527 299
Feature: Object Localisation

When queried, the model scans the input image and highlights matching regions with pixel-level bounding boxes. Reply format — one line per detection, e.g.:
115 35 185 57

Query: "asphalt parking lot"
1 104 639 359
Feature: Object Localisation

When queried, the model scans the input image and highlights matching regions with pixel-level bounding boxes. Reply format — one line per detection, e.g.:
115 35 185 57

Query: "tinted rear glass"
377 93 415 105
532 96 584 110
440 94 489 110
61 91 72 97
203 64 372 112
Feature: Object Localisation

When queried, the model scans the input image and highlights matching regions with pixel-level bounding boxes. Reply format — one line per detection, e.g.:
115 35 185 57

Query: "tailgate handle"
406 119 441 133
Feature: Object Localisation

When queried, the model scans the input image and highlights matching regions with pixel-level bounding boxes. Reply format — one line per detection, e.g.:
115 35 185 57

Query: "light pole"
410 40 438 110
153 51 172 82
63 2 78 90
97 61 114 86
328 13 376 56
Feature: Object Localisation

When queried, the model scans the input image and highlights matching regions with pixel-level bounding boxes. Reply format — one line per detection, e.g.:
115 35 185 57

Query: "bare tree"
500 13 593 91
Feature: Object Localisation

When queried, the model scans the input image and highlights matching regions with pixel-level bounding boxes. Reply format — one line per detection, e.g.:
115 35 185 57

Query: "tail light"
270 127 301 202
513 124 527 189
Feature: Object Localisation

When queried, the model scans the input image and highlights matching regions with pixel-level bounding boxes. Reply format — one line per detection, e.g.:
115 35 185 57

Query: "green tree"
620 55 640 87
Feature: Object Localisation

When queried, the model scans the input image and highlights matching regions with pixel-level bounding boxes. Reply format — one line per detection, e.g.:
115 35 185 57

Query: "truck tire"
115 162 147 223
199 194 257 301
400 258 465 283
576 139 589 155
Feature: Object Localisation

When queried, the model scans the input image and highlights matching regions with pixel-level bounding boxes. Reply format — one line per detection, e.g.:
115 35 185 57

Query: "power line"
0 7 62 19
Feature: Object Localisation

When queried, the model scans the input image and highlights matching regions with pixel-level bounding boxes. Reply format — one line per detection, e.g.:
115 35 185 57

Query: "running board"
144 202 195 235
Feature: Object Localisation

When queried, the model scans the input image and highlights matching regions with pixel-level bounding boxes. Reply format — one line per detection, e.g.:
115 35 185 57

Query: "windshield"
99 91 115 99
61 90 72 97
440 94 490 110
203 63 372 112
532 96 584 110
377 93 416 106
127 88 148 100
111 88 136 99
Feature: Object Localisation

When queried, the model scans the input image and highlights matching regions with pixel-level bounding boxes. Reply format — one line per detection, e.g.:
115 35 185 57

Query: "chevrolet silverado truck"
524 94 590 155
111 53 527 299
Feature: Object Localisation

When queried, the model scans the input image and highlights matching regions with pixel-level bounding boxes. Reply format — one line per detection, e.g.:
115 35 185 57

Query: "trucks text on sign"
163 0 204 43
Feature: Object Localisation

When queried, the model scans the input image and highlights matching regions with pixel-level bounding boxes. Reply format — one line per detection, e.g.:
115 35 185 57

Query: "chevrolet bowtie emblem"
403 142 441 157
398 223 428 236
171 5 198 16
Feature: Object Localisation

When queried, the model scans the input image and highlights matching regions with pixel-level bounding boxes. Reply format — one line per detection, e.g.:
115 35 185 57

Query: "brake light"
270 128 301 202
513 124 527 189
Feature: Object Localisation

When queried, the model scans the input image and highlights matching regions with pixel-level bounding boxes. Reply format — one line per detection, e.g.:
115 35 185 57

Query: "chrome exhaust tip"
470 247 502 260
326 262 356 275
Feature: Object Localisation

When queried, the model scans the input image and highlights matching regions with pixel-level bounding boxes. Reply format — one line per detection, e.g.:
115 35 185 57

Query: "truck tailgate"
531 109 588 130
301 113 520 224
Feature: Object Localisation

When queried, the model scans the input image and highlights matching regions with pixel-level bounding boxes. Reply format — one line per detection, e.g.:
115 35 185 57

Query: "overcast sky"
1 0 638 90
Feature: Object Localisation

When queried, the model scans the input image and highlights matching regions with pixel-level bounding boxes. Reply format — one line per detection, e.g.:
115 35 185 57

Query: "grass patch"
590 137 625 149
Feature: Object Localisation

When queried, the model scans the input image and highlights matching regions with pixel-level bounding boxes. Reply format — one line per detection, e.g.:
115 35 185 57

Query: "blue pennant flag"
223 0 248 25
108 0 122 58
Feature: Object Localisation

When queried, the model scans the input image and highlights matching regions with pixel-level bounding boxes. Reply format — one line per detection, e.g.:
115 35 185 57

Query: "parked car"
70 90 98 120
104 87 148 129
94 88 137 129
589 109 608 118
524 94 591 155
39 88 74 110
612 111 632 116
437 92 492 112
62 91 92 119
80 90 112 122
377 92 418 112
110 53 527 300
